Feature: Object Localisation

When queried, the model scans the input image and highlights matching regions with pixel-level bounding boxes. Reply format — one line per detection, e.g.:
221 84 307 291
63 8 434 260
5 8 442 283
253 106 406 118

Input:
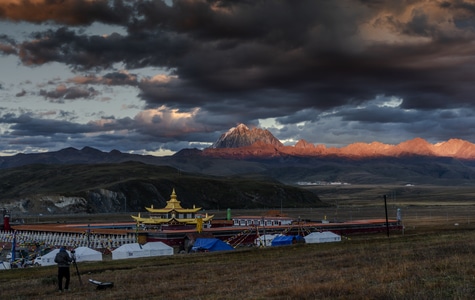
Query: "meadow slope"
1 223 475 299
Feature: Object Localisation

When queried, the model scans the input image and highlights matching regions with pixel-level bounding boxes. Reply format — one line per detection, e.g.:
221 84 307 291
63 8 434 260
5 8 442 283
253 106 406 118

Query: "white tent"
254 234 279 247
0 261 11 270
304 232 341 244
73 247 102 262
112 242 174 260
39 249 72 266
142 242 173 256
112 243 150 260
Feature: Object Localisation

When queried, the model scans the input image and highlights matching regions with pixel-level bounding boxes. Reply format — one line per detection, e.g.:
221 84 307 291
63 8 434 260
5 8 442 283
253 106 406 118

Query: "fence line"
0 230 136 251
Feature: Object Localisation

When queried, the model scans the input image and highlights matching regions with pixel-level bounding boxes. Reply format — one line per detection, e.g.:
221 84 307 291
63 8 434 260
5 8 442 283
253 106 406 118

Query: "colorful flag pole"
196 215 203 233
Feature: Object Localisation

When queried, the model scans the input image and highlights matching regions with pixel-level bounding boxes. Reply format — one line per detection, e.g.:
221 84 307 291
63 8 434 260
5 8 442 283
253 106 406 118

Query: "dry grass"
3 185 475 299
1 225 475 299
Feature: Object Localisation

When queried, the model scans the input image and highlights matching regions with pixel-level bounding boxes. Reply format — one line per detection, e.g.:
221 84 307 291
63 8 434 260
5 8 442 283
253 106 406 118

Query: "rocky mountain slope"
0 162 325 215
211 124 284 148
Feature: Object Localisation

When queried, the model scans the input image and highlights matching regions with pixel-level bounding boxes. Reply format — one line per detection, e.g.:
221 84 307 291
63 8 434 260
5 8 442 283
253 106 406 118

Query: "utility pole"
384 195 389 238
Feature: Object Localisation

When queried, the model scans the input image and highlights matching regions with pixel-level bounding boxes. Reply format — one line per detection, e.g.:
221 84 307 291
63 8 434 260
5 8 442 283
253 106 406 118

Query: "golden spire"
165 188 183 209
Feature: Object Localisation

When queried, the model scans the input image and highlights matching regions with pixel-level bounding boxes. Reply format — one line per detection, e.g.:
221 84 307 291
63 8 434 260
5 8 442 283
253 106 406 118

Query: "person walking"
54 247 72 292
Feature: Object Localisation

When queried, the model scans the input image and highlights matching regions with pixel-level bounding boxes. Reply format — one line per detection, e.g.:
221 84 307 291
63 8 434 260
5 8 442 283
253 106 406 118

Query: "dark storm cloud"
0 108 205 144
102 72 138 85
0 0 134 26
18 28 192 70
0 112 137 138
8 1 475 113
3 0 475 151
337 105 423 124
0 34 17 55
69 72 139 86
39 85 98 100
0 113 96 135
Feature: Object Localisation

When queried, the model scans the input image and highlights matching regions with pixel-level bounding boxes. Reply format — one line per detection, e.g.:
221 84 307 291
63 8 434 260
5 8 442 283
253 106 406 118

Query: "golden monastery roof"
145 188 201 213
131 213 214 225
132 189 214 225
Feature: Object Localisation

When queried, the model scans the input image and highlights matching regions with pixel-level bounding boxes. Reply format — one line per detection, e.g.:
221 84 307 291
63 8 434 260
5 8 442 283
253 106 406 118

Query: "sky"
1 0 475 156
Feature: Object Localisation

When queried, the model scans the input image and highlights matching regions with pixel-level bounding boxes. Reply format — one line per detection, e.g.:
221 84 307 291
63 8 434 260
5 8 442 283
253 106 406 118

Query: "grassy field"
2 184 475 299
0 224 475 299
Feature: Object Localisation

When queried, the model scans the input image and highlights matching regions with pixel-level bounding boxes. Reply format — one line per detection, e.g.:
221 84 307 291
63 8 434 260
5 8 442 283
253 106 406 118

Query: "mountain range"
1 124 475 214
1 124 475 183
203 124 475 160
2 124 475 168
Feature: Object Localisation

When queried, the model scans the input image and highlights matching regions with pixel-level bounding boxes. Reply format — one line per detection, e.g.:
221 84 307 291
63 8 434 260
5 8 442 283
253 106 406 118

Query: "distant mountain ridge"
203 124 475 160
0 124 474 171
1 125 475 171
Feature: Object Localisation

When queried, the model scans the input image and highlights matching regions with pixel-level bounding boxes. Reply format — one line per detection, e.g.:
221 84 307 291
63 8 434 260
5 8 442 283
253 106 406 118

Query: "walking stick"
71 250 83 286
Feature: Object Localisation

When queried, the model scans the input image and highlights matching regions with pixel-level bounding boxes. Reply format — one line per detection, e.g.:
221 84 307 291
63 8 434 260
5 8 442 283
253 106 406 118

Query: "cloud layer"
1 0 475 154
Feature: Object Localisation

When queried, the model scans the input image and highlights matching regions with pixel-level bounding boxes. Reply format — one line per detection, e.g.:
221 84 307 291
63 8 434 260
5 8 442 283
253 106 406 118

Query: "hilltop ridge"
203 124 475 160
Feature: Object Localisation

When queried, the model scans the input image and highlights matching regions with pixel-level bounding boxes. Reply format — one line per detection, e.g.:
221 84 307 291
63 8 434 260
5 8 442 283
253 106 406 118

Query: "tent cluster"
37 242 176 264
2 231 343 269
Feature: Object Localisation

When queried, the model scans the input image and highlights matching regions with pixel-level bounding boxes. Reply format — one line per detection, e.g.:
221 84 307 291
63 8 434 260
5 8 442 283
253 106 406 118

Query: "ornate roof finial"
165 188 181 209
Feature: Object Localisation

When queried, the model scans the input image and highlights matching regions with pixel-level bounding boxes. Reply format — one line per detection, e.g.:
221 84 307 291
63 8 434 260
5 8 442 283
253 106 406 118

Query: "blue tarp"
191 238 234 252
271 235 304 246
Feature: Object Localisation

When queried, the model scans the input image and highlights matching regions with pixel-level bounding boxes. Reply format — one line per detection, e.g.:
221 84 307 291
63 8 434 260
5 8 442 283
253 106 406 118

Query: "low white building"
233 216 293 227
